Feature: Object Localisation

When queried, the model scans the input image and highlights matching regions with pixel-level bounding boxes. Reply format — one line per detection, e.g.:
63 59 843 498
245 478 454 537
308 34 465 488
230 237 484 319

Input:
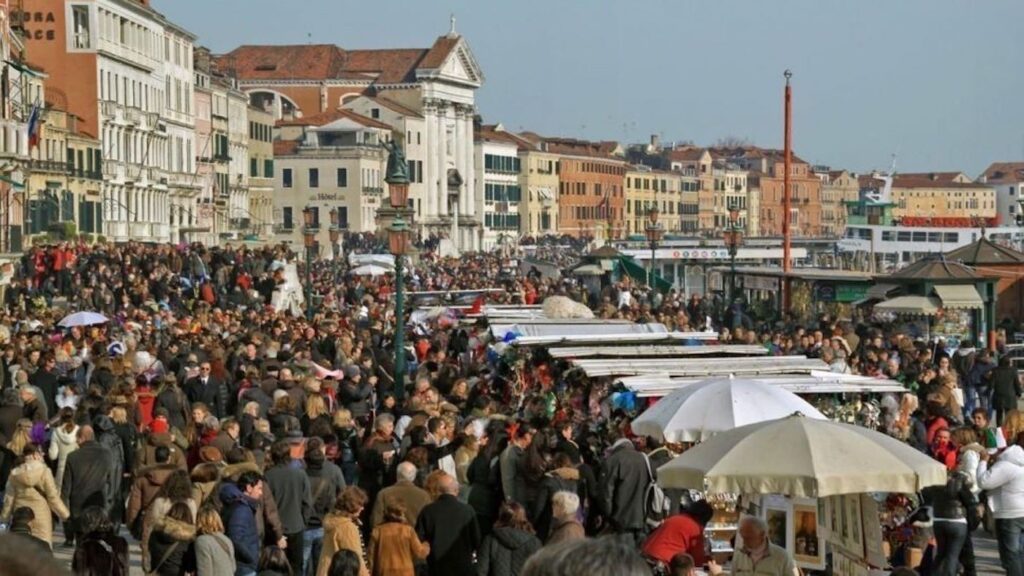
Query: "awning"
866 283 898 300
874 295 941 316
933 284 984 310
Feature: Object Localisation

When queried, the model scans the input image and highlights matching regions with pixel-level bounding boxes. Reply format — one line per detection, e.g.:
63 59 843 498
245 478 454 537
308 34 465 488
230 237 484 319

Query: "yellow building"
625 167 681 235
247 106 274 238
816 169 859 238
519 148 560 236
889 175 996 220
26 107 103 243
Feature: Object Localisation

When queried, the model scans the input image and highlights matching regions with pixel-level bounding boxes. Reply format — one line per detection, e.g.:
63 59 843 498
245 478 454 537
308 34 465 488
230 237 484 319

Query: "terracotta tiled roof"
891 176 991 190
343 49 429 84
216 44 348 80
360 96 422 119
418 36 460 69
273 140 300 156
667 147 708 162
534 136 621 159
897 171 969 184
475 125 536 150
215 36 462 85
980 162 1024 184
277 109 393 130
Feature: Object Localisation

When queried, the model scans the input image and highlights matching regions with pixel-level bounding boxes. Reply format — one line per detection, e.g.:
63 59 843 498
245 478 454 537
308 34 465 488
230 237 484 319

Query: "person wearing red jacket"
642 500 714 569
929 427 959 471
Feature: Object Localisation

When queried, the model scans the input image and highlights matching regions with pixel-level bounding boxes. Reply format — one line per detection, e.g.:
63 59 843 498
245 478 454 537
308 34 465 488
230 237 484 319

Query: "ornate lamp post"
644 203 663 288
724 204 744 303
302 206 318 321
383 140 412 400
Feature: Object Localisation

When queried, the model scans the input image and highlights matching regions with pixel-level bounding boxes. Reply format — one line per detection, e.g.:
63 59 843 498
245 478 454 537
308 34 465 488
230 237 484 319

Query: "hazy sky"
154 0 1024 176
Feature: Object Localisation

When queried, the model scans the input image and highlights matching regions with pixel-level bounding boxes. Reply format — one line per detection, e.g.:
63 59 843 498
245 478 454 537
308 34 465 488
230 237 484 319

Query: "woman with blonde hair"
7 418 32 457
48 407 78 493
333 408 359 485
368 500 429 576
1002 410 1024 449
303 394 332 437
193 505 235 576
0 443 70 546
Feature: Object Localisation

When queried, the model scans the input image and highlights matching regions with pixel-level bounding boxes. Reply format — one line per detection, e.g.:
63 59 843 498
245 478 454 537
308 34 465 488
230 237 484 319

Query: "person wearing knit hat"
199 445 223 465
150 416 169 435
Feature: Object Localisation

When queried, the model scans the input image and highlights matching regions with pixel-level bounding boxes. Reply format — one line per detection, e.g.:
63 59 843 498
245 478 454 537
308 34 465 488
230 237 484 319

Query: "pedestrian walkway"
976 531 1005 575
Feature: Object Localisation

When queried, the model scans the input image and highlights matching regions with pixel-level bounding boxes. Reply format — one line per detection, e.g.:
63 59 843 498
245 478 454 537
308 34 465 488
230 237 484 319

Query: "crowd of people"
0 237 1017 576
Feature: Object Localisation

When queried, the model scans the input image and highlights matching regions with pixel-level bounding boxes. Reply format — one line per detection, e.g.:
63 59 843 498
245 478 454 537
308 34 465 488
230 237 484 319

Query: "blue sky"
154 0 1024 175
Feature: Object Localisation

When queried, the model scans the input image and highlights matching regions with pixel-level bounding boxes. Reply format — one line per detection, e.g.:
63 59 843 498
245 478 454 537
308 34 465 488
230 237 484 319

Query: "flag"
27 103 40 150
469 294 485 315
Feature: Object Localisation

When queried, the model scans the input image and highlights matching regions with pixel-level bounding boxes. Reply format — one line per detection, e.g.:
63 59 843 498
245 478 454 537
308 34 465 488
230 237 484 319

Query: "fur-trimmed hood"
155 516 197 542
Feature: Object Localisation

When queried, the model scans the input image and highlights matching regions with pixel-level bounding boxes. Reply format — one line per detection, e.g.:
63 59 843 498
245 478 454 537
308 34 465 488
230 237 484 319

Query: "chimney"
929 172 937 181
979 175 987 184
194 46 212 75
650 134 660 150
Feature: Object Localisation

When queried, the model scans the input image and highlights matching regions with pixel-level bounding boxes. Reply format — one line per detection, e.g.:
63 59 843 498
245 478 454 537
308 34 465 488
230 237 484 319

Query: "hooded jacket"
94 415 125 517
47 424 79 493
978 444 1024 519
477 526 542 576
530 467 580 540
0 458 70 544
136 432 188 471
126 463 178 527
147 516 197 576
219 482 260 575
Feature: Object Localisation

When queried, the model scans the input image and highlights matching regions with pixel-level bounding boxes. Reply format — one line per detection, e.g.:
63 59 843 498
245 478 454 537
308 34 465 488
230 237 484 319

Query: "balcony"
125 107 142 125
105 221 128 240
31 160 68 173
101 101 119 120
229 218 252 231
153 223 169 240
129 222 151 239
362 186 383 196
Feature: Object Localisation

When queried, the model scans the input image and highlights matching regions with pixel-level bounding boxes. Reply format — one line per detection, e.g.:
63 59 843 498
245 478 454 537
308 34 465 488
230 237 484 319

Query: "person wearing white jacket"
47 408 79 494
978 444 1024 576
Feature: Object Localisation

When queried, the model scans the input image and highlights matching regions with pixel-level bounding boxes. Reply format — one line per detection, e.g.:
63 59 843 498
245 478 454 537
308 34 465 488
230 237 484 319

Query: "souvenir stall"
657 414 946 575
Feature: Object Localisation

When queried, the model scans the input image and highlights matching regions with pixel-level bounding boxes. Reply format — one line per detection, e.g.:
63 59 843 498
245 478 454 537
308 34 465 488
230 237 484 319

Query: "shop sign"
836 284 869 303
741 275 779 291
814 283 836 302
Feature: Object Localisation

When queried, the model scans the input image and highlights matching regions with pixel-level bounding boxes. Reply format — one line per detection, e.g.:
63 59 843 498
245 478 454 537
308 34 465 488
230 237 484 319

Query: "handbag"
147 541 180 576
642 454 669 528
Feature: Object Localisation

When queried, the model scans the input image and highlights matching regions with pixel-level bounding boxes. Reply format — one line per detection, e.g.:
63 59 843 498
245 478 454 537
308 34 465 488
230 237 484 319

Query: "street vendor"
707 516 798 576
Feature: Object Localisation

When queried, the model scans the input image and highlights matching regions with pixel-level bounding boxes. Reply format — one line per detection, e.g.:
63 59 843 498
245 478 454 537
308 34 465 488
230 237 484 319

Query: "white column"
454 106 467 216
436 103 448 218
424 104 436 220
464 112 475 218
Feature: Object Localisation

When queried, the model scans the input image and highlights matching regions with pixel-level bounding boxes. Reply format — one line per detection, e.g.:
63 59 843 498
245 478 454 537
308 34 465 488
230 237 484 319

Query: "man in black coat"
264 441 312 576
415 473 480 576
601 431 652 546
992 355 1023 425
29 355 59 417
183 361 227 418
61 426 114 545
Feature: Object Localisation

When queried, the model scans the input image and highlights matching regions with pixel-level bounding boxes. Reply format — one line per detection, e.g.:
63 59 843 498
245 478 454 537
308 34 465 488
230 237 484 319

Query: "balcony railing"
362 186 383 196
101 101 118 119
31 160 68 173
125 107 142 125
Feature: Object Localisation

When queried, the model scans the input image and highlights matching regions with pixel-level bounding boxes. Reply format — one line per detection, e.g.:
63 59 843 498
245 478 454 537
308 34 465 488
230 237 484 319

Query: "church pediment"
417 38 484 88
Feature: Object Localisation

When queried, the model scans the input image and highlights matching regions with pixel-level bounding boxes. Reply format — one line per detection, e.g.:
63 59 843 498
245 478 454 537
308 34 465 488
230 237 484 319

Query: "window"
264 159 273 178
911 231 926 242
250 158 258 177
282 207 293 229
282 168 292 188
896 231 911 242
337 206 349 228
881 231 894 241
944 232 959 243
337 168 347 187
371 108 380 119
309 168 319 188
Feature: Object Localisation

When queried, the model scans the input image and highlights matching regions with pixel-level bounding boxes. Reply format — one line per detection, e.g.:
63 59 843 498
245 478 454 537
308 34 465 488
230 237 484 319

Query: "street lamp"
723 204 744 303
644 203 663 288
383 141 411 400
302 206 318 321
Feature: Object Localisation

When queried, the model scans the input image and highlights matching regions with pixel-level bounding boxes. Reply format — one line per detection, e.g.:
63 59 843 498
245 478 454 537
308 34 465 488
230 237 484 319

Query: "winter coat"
545 518 585 545
183 376 228 419
222 461 285 544
992 366 1022 412
415 494 481 576
306 457 346 528
318 513 369 576
0 404 23 445
194 533 236 576
922 472 978 526
370 480 432 528
61 440 114 520
264 463 312 535
600 439 650 532
467 453 502 535
71 532 130 576
136 432 188 471
47 424 79 494
94 416 125 521
368 521 430 576
530 467 579 540
339 379 373 418
142 497 198 567
155 386 191 433
0 459 70 544
126 463 178 529
220 482 261 576
499 444 527 506
978 444 1024 519
147 516 196 576
477 526 542 576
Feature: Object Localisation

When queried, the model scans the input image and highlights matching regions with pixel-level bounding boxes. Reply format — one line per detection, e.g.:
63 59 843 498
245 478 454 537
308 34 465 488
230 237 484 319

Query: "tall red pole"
782 70 793 311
